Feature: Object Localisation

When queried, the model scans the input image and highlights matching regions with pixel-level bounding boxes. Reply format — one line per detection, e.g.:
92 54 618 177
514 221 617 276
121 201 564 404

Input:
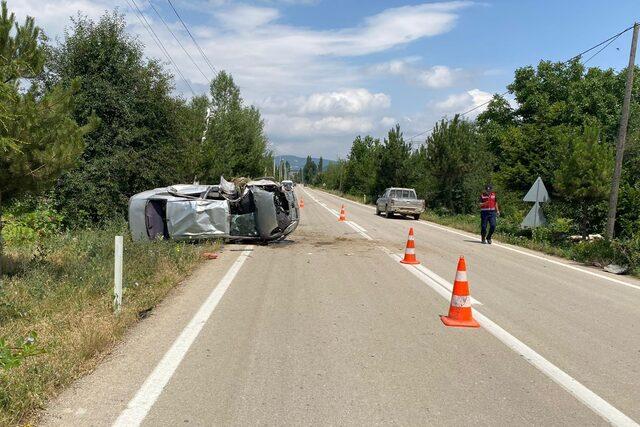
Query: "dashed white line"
113 246 254 427
301 187 373 241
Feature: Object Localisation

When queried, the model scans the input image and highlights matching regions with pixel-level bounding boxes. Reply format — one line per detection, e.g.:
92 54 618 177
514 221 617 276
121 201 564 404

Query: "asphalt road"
43 186 640 426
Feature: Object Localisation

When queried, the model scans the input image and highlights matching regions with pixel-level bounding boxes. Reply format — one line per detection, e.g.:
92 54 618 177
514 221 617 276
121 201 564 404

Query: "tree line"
311 59 640 240
0 5 273 253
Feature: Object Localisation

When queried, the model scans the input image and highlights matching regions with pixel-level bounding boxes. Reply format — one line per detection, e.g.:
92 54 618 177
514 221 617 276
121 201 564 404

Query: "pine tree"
555 125 613 237
0 1 90 275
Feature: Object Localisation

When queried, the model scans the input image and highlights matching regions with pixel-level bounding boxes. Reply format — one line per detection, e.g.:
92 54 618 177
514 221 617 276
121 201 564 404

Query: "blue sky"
14 0 640 159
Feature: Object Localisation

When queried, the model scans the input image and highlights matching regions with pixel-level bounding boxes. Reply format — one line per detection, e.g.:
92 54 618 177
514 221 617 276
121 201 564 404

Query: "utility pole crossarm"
606 22 639 240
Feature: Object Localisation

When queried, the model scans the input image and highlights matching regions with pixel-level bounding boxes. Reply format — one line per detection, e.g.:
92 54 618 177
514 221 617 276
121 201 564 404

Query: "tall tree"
302 155 317 184
318 157 323 174
198 71 270 181
554 125 613 237
344 135 381 198
376 124 412 196
421 116 493 213
0 2 90 275
49 12 188 224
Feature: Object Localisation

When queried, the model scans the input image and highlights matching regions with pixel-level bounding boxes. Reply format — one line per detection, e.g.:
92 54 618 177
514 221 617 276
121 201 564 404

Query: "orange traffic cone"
338 205 346 222
299 198 304 208
400 227 420 264
441 257 479 328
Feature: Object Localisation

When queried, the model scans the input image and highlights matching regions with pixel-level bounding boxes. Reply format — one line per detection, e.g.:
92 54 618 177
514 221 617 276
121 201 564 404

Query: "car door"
377 189 388 210
165 199 230 239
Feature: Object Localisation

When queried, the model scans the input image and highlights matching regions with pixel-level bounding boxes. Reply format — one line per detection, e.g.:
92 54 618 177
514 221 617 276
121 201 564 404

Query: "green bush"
3 198 64 246
572 239 624 267
532 218 573 244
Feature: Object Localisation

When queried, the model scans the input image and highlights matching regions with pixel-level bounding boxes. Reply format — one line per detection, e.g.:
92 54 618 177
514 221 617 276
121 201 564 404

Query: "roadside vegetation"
0 3 269 423
305 61 640 275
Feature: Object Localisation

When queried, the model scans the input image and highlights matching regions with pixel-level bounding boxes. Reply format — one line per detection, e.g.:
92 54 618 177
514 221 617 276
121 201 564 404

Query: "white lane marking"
308 187 376 211
381 247 638 427
418 221 640 292
309 187 640 293
113 246 254 427
301 187 373 241
413 263 482 305
348 221 369 234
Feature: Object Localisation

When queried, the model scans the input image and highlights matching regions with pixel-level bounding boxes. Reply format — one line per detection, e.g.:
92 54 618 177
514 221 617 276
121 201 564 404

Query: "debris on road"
203 252 219 260
604 264 628 275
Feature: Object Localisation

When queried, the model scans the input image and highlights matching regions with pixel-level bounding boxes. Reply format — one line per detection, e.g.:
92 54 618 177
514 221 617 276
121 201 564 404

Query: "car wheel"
413 214 421 220
386 206 393 218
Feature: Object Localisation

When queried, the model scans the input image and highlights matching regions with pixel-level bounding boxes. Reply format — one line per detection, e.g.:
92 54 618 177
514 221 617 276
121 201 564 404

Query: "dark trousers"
481 210 496 240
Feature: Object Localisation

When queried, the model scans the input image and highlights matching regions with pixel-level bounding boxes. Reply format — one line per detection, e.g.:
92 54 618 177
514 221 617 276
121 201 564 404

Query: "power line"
407 24 636 143
145 0 210 83
583 33 624 65
166 0 217 75
567 24 634 63
125 0 197 97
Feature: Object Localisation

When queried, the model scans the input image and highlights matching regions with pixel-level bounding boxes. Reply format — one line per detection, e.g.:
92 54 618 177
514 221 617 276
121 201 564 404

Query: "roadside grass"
0 222 217 425
312 187 639 276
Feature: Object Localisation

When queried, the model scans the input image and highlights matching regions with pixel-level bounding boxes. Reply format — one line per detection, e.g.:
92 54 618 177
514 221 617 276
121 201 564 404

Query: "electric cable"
125 0 197 96
407 24 636 143
166 0 217 75
146 0 210 82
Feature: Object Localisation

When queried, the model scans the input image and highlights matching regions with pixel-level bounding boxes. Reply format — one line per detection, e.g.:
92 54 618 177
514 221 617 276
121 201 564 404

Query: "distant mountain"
274 155 335 172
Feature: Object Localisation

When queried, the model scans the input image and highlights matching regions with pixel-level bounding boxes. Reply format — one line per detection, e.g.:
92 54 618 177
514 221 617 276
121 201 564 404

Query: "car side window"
389 190 397 198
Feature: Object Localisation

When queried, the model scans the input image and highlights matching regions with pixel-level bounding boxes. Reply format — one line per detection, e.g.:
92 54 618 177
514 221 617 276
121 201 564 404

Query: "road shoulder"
40 246 247 427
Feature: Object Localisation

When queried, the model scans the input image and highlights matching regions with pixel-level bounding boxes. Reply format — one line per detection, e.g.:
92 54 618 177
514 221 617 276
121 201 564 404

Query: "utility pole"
606 22 638 239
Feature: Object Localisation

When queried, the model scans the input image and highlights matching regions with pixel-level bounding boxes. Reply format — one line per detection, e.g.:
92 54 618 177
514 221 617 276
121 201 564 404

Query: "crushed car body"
129 177 299 242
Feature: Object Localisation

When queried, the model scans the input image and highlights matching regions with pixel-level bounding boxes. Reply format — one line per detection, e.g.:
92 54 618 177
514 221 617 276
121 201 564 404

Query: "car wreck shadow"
463 239 483 244
263 238 296 247
379 214 419 221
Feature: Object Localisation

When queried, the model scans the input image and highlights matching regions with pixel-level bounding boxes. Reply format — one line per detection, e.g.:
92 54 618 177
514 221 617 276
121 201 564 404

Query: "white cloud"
434 88 492 114
416 65 456 88
301 89 390 114
380 116 397 128
258 88 390 115
265 114 374 137
370 59 461 89
214 5 279 29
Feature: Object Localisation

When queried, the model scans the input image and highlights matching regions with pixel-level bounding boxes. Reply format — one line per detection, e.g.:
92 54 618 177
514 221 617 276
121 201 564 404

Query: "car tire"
386 206 393 218
413 214 421 220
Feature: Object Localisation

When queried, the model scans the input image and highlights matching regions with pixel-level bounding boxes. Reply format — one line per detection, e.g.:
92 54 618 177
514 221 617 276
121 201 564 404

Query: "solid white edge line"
112 246 254 427
382 247 638 427
310 187 640 293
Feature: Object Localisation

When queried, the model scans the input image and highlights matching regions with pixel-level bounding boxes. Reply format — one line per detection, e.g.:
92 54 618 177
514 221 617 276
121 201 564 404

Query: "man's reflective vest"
480 192 497 211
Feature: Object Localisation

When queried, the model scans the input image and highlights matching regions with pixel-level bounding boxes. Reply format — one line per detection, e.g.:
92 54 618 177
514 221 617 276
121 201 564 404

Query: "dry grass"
0 223 217 426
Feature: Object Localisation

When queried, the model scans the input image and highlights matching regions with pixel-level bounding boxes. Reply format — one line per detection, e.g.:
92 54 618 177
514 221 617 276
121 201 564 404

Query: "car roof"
388 187 416 191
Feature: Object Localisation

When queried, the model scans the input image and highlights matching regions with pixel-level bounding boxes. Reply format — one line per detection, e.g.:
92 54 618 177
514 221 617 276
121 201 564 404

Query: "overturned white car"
129 177 299 242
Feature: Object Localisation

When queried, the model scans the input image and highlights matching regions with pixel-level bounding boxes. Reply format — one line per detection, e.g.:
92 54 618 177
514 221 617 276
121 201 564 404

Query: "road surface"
43 186 640 426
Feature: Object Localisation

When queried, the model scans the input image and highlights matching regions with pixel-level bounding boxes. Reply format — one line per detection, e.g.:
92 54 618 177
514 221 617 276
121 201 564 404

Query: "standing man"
479 184 500 244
